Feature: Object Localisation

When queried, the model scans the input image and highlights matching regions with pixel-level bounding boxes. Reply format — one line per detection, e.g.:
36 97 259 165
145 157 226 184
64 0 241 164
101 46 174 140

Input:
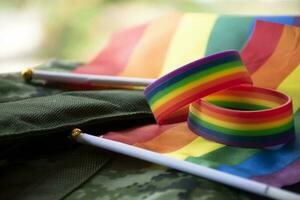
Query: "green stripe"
150 61 243 105
186 146 259 168
208 100 271 111
189 112 294 136
205 16 253 56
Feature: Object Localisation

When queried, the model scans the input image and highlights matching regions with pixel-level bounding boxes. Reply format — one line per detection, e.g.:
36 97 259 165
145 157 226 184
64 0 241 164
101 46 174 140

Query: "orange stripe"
251 25 300 89
119 13 182 78
134 122 198 153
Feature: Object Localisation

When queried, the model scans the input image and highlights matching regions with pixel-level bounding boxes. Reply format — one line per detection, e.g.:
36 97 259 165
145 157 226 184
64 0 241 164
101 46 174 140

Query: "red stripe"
103 124 176 145
241 20 284 74
73 23 149 75
161 106 189 124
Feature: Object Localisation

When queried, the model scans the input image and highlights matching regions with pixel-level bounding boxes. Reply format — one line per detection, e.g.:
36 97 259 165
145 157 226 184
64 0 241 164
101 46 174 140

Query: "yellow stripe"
152 67 246 110
277 64 300 112
164 137 223 160
160 13 218 76
190 106 293 130
203 95 280 108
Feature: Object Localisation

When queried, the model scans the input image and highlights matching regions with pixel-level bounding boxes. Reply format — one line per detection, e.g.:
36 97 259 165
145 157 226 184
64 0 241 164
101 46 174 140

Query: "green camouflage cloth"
0 60 276 200
65 154 254 200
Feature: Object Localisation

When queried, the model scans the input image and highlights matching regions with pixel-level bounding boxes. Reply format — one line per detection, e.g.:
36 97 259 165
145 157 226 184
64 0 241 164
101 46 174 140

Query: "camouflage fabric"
0 60 281 200
65 154 257 200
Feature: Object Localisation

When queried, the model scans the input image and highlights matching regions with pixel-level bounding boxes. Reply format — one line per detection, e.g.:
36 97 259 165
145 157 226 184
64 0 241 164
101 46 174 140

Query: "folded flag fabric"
73 13 300 78
73 14 300 187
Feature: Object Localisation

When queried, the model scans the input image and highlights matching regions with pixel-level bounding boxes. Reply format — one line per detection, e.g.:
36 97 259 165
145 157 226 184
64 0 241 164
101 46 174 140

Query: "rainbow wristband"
144 51 295 148
144 51 252 124
188 85 295 147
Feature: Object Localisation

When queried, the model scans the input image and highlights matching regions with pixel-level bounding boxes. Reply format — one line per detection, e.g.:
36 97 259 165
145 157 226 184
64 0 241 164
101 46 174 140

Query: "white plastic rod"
22 68 155 87
73 131 300 200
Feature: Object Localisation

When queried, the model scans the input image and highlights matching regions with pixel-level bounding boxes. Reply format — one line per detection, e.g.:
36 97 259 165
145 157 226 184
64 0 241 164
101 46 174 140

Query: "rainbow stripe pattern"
144 49 295 148
72 14 300 187
189 86 295 147
144 51 252 124
74 14 300 78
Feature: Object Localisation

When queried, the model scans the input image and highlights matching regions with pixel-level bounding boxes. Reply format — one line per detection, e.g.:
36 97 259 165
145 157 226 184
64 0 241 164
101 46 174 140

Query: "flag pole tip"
72 128 82 137
21 68 33 82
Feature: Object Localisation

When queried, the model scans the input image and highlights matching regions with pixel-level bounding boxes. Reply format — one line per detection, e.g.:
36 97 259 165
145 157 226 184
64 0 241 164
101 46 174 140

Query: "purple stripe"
252 158 300 187
145 50 240 92
294 16 300 27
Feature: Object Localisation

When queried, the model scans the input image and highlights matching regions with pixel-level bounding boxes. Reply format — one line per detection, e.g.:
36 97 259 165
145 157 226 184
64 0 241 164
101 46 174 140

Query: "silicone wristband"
188 85 295 147
144 50 295 148
144 51 252 124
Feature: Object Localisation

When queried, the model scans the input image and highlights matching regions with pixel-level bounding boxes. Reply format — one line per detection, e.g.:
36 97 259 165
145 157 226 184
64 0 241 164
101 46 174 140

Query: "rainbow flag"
74 13 300 187
74 13 300 78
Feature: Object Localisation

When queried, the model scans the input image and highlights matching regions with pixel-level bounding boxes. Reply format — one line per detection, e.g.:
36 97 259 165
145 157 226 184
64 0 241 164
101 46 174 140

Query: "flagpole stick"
21 68 155 87
71 129 300 200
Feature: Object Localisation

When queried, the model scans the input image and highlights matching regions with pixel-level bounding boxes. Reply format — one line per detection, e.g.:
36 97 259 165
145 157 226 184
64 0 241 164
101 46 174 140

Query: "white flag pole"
21 68 155 87
71 129 300 200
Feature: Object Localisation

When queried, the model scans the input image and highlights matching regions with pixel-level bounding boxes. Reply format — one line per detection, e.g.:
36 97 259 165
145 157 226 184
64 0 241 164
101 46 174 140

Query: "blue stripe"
217 109 300 178
218 138 300 178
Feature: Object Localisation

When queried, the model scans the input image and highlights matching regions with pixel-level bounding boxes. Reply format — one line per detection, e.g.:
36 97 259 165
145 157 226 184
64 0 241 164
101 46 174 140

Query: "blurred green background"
0 0 299 73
